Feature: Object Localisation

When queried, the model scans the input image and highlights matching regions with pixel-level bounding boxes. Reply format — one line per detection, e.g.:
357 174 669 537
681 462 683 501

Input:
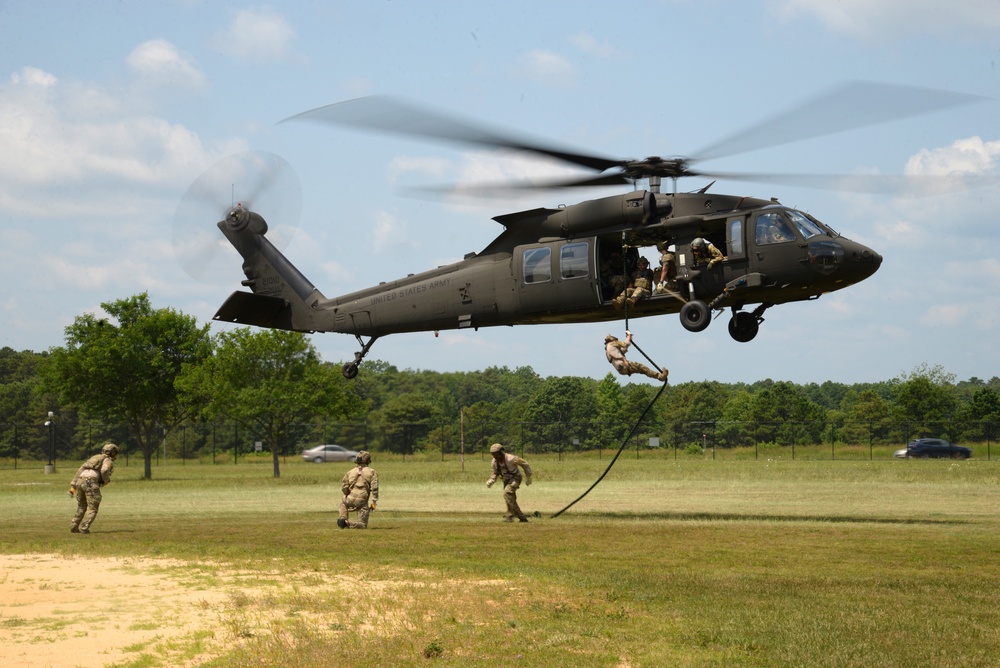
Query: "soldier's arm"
518 458 533 484
100 459 114 486
369 470 379 503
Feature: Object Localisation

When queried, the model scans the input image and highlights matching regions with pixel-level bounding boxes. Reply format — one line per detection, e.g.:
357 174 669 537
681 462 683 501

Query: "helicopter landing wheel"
728 311 759 343
679 300 711 333
342 362 359 379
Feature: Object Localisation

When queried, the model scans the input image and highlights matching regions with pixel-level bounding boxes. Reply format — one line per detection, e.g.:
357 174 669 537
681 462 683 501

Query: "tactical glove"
486 479 494 488
369 500 376 511
525 478 532 486
68 486 75 497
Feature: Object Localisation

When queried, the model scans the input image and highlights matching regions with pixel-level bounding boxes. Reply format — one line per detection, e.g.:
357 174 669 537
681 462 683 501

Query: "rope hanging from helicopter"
551 232 670 519
552 377 666 518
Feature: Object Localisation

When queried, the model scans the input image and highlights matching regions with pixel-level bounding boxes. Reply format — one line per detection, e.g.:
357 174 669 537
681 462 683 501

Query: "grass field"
3 453 1000 667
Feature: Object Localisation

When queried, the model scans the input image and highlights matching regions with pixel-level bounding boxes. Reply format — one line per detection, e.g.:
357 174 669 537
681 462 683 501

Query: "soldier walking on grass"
486 443 532 522
69 442 119 534
339 450 378 529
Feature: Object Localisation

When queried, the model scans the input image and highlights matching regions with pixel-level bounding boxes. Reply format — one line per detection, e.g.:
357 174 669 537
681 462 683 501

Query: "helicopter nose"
840 240 882 284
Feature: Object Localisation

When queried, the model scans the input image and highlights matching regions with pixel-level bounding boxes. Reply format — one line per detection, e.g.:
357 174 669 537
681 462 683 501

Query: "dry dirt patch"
0 553 241 667
1 553 510 667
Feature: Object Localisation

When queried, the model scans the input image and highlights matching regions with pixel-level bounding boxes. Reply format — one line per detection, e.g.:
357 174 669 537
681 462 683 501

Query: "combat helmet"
604 334 618 343
355 450 372 465
691 237 707 251
489 443 505 455
101 442 120 458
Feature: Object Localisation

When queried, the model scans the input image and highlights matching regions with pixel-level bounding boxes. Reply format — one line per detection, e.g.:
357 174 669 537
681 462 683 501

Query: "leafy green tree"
523 376 598 452
957 386 1000 441
178 328 356 477
41 293 212 479
893 365 957 438
835 389 895 444
372 392 441 454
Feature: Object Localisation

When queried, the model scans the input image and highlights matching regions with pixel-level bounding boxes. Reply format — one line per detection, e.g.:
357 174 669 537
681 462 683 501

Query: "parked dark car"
302 444 359 463
893 438 971 459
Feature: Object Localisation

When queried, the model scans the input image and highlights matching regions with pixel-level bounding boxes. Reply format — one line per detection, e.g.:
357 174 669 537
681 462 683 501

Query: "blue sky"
1 0 998 385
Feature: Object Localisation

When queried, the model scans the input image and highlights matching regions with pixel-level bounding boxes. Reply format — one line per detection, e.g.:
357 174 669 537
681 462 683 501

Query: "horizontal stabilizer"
213 291 299 331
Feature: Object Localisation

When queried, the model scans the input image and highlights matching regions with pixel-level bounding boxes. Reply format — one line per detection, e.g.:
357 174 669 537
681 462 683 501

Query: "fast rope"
552 234 670 518
552 379 667 518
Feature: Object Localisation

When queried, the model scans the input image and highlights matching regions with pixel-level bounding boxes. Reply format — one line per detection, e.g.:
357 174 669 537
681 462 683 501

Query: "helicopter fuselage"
214 189 881 376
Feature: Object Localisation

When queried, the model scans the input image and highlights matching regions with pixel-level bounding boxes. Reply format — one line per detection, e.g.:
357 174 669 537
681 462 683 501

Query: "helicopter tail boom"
212 205 326 332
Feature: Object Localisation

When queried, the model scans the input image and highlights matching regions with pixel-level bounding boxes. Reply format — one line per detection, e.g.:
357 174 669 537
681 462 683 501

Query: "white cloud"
905 136 1000 177
371 209 418 253
126 40 207 89
569 32 622 59
211 7 297 62
0 66 248 219
512 50 577 87
10 66 57 87
772 0 1000 40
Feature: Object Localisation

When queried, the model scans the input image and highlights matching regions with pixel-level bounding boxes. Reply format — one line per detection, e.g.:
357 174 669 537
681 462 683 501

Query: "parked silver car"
302 444 359 463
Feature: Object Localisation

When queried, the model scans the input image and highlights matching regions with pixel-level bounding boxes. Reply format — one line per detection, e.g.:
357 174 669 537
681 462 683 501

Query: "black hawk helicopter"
202 83 984 379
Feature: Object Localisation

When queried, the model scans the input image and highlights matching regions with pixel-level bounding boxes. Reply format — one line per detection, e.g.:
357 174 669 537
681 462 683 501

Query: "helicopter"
206 83 983 379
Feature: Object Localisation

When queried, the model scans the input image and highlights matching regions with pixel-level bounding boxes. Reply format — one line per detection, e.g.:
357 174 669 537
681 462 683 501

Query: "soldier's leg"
79 482 101 532
624 360 661 380
338 499 350 528
349 505 371 529
70 490 87 532
503 480 526 520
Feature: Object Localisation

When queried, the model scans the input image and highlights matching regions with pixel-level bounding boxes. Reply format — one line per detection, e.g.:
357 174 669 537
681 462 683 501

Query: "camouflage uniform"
69 442 118 534
486 443 532 522
339 451 378 529
600 251 627 299
613 258 654 309
656 242 678 293
692 238 724 268
605 333 668 382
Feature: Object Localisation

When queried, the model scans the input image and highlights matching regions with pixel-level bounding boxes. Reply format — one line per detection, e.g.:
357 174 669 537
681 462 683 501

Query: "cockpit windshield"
786 209 826 239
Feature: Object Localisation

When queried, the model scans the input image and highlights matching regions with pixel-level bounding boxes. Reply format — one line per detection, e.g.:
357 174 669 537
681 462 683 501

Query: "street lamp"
44 411 56 474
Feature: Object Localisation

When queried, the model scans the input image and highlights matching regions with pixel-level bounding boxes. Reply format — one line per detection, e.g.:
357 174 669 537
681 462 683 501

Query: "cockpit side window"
786 209 824 239
755 212 796 245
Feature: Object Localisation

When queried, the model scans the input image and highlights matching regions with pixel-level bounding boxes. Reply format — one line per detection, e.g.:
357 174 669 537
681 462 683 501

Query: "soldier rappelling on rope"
604 331 668 382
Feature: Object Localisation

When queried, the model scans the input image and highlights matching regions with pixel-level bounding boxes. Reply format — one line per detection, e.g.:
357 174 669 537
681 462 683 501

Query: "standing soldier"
339 450 378 529
486 443 532 522
69 442 119 534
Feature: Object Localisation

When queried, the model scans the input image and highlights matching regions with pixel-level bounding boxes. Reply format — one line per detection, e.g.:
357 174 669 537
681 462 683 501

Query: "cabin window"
755 212 796 245
559 242 589 279
522 247 552 284
727 218 744 257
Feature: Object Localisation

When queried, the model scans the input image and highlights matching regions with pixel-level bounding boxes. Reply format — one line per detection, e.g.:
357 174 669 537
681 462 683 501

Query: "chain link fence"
2 418 996 469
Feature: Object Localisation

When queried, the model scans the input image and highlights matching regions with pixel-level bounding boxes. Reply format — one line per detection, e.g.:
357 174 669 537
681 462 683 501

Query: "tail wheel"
680 300 711 332
342 362 359 379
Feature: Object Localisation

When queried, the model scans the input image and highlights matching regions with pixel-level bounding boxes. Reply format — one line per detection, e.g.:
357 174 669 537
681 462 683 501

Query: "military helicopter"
204 83 982 379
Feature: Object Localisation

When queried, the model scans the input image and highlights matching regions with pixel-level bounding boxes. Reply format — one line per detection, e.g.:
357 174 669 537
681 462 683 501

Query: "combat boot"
612 296 624 310
657 368 669 382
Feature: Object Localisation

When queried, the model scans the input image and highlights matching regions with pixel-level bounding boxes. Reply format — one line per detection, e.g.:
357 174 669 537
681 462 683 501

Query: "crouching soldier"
69 442 119 534
339 450 378 529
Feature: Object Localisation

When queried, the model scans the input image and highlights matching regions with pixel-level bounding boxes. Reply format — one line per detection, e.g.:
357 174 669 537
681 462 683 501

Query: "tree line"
2 293 999 477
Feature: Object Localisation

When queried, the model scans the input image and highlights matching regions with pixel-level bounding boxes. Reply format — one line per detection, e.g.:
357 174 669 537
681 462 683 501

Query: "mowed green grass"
3 454 1000 667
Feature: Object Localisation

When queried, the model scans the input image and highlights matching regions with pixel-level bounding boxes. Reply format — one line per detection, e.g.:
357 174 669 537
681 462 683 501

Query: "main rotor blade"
693 169 998 197
693 81 988 162
282 95 622 173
